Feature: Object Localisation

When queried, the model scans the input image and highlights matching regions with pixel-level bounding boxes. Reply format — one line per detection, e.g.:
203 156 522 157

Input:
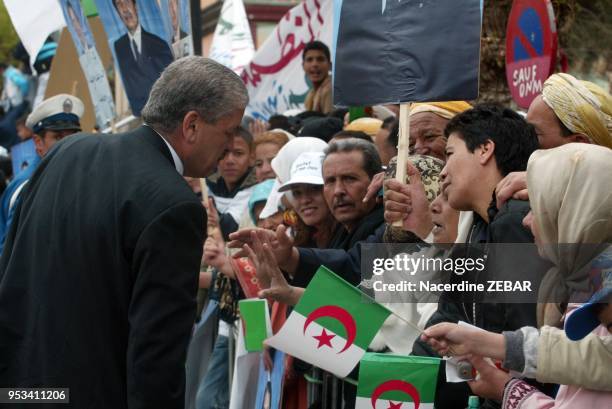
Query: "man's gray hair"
142 57 249 132
324 138 382 178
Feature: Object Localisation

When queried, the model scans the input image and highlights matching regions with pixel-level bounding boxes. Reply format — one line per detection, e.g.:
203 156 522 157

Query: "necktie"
131 38 140 61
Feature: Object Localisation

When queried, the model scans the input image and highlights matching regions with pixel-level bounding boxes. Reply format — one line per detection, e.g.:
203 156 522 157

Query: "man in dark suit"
113 0 174 116
0 57 248 409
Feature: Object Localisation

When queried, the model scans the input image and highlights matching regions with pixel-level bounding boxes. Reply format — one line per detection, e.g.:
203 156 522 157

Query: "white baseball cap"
278 151 325 192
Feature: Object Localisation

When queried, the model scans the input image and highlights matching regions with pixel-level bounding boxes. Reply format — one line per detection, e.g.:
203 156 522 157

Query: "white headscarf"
527 143 612 325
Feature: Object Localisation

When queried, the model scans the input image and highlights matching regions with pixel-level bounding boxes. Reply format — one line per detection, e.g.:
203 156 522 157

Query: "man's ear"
182 111 200 144
478 139 496 166
568 133 591 144
33 134 45 156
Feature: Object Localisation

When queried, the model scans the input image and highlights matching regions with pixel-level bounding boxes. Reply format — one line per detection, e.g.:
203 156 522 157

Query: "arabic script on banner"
241 0 332 120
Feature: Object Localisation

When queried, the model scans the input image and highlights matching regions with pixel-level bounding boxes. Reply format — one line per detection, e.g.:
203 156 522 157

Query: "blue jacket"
0 155 40 254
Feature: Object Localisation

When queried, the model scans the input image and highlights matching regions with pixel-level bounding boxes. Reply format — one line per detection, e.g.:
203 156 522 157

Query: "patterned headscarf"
383 155 446 244
384 154 445 202
542 73 612 149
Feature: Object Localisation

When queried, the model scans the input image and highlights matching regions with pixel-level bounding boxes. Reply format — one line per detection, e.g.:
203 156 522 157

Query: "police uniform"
0 94 83 254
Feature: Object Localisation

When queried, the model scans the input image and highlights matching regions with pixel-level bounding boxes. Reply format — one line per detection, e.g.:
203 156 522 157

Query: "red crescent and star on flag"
370 379 421 409
303 305 357 353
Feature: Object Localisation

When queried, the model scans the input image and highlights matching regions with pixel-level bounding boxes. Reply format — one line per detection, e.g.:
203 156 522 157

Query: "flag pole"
200 178 209 204
389 308 423 336
392 102 411 227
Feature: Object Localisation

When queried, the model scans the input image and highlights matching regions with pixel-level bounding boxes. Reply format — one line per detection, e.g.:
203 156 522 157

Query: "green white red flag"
356 354 441 409
265 266 391 378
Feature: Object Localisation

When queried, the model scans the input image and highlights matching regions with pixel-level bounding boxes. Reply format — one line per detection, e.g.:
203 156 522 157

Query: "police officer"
0 93 84 253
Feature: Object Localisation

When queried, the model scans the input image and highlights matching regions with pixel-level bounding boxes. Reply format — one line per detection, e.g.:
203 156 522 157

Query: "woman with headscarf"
421 143 612 407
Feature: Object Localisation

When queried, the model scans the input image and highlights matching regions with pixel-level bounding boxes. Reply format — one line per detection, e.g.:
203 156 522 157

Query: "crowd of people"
0 37 611 409
182 42 612 409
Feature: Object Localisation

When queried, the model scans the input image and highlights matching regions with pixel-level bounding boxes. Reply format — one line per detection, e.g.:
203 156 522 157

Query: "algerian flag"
266 266 391 378
239 299 272 352
356 354 441 409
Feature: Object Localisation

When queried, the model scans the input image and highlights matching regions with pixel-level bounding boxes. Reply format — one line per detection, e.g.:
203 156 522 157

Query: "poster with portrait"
94 0 174 116
159 0 193 59
59 0 115 128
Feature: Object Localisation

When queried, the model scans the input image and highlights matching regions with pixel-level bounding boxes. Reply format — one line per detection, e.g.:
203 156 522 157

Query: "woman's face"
290 184 330 227
258 212 284 231
254 142 280 182
430 192 460 244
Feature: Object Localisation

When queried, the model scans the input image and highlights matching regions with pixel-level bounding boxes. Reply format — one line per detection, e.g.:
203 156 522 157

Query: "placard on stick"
333 0 482 224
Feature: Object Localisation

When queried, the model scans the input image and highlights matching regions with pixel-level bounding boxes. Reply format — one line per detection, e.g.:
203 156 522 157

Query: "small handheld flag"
356 354 441 409
239 299 272 352
265 266 391 377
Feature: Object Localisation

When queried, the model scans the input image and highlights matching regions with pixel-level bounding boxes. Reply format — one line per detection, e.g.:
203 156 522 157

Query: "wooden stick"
392 102 411 227
200 178 209 204
200 178 216 237
70 81 78 96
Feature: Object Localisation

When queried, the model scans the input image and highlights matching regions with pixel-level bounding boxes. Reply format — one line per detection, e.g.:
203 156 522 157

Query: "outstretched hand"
242 231 303 306
228 225 297 271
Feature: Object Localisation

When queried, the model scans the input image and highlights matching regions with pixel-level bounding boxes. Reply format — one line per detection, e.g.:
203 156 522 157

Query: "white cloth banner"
209 0 254 75
3 0 65 71
241 0 333 120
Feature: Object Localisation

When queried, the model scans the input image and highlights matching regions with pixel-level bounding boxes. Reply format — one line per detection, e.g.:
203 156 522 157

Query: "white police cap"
26 94 84 134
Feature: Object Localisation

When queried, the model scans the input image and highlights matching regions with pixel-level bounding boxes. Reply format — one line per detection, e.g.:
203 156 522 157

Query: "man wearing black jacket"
0 57 248 409
230 138 384 287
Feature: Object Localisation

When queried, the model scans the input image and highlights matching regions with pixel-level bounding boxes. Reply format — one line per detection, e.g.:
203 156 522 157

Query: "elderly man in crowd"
496 72 612 207
231 138 384 287
0 57 247 409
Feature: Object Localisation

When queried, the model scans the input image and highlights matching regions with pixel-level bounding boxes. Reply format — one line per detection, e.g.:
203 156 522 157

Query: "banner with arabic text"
241 0 333 120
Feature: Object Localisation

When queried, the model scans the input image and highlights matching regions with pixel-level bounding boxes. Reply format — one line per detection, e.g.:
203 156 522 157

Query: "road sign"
505 0 557 109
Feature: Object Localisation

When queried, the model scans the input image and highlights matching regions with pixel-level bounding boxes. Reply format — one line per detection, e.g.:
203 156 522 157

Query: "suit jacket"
0 126 205 409
114 29 174 116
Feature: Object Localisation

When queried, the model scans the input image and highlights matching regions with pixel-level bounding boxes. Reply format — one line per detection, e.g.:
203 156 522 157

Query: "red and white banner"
241 0 333 120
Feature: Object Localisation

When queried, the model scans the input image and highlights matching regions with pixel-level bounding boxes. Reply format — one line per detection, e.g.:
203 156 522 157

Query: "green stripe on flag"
294 266 390 349
357 353 440 402
239 299 268 352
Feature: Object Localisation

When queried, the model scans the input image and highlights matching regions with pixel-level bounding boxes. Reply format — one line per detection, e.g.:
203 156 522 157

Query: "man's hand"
243 232 304 306
248 119 269 138
203 237 234 278
495 171 528 209
228 225 299 272
421 323 505 360
384 162 432 239
467 356 511 401
363 171 385 204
